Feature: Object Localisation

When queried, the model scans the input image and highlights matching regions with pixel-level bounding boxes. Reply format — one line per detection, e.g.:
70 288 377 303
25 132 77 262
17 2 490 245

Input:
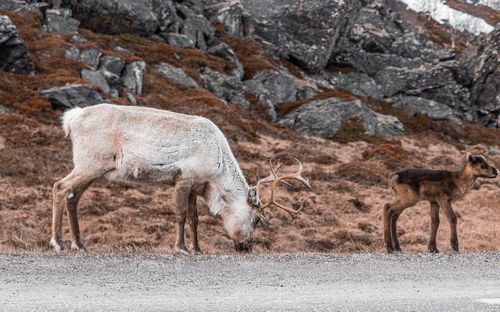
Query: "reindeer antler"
256 159 312 219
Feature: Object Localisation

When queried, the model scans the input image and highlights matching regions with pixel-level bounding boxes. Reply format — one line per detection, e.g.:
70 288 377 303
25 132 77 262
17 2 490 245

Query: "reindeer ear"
248 186 257 197
247 186 261 207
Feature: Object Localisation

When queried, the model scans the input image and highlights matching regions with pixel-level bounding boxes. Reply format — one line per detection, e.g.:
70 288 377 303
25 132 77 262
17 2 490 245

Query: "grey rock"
177 5 215 50
155 63 199 88
81 69 111 94
99 56 126 86
332 3 447 68
0 14 35 74
123 61 146 96
44 8 80 34
205 1 246 37
466 28 499 127
0 0 46 14
151 0 179 33
62 0 159 35
295 80 319 101
207 43 244 79
79 48 102 70
392 96 456 121
110 88 119 98
243 69 297 108
127 92 137 105
375 64 470 112
325 72 384 99
159 33 195 48
280 97 404 138
112 46 131 54
199 67 250 109
487 148 500 156
41 83 107 110
69 35 87 43
240 0 354 72
0 105 11 113
65 45 80 60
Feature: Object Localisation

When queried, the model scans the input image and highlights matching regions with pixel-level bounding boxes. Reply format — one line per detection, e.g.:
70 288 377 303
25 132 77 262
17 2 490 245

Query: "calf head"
467 153 499 178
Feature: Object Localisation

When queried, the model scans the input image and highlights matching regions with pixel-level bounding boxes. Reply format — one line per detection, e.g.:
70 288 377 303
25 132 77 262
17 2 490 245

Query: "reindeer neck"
455 163 477 195
205 149 249 216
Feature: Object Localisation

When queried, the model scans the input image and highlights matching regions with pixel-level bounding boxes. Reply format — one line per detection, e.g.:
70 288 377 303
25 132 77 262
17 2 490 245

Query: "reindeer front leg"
428 201 440 253
439 197 459 252
174 180 192 255
187 191 202 255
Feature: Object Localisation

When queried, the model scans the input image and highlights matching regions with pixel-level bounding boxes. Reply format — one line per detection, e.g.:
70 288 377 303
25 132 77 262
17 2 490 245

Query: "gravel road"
1 252 499 311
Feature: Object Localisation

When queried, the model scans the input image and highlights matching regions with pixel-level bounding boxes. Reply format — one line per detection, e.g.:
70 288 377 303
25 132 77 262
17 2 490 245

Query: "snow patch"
465 0 500 10
399 0 495 35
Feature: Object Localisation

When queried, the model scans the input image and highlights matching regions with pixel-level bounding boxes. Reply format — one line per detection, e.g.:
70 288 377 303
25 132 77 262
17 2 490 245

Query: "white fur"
61 107 84 137
63 103 254 242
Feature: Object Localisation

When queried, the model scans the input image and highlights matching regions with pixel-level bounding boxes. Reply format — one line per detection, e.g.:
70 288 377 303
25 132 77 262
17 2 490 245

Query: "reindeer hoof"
428 246 440 253
193 249 202 256
49 239 66 252
175 245 190 255
70 242 87 252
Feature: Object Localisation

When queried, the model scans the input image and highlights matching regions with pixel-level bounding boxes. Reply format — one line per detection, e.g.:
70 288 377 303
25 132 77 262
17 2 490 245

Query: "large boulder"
375 63 471 116
392 96 457 121
0 0 46 14
155 62 199 88
41 84 107 110
207 43 244 79
466 27 499 127
176 4 215 50
205 1 247 37
199 67 249 108
243 69 297 108
0 14 35 74
61 0 159 35
44 8 80 34
280 97 404 138
240 0 355 72
123 61 146 96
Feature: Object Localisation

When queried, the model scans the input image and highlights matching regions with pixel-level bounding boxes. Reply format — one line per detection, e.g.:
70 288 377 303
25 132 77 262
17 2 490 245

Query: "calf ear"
466 152 476 163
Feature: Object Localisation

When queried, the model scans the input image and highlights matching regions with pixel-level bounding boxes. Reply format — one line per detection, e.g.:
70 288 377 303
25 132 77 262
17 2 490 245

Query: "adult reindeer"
50 104 311 253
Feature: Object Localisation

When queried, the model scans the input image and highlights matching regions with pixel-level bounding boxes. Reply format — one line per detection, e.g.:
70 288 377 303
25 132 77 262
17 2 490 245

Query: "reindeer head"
466 153 499 178
226 159 311 253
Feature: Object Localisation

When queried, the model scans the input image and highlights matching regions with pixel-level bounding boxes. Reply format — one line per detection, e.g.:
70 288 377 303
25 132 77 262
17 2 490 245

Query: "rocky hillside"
0 0 499 253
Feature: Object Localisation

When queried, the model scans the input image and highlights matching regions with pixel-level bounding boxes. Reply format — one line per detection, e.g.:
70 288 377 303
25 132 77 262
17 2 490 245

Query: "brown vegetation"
0 11 499 254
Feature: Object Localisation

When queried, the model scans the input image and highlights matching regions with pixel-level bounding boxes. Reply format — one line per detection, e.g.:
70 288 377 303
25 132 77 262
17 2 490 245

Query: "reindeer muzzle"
234 241 253 253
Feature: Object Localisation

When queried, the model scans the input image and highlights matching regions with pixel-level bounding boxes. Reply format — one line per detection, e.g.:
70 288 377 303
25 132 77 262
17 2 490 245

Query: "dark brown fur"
384 154 498 253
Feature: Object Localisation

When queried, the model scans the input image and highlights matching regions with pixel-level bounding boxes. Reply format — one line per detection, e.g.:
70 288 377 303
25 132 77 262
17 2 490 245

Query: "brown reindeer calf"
384 153 498 253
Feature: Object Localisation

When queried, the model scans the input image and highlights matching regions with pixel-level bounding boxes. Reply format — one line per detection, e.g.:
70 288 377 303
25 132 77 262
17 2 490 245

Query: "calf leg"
187 192 201 255
439 198 459 252
174 180 192 255
428 201 440 253
390 212 402 252
384 201 416 253
383 204 393 253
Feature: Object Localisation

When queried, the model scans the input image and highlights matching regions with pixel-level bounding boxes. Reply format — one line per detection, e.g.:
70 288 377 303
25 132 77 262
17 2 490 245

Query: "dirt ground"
0 10 499 254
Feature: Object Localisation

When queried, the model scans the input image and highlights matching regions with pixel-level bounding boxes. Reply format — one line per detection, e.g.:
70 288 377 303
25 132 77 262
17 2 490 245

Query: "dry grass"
0 11 499 254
